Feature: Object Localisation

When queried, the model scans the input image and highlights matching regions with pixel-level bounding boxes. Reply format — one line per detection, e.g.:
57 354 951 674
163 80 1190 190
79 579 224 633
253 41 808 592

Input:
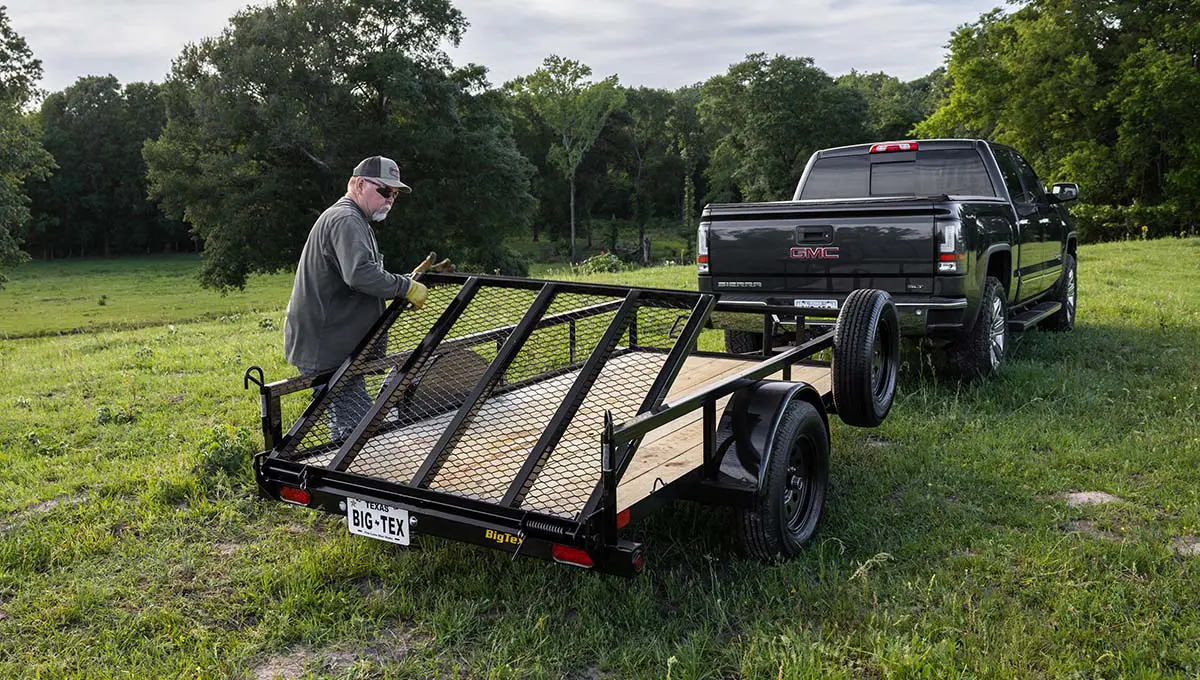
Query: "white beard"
371 205 391 222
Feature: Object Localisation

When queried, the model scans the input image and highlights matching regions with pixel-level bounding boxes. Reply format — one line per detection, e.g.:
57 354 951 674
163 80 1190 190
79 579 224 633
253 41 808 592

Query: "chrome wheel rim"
989 295 1006 370
1066 268 1076 323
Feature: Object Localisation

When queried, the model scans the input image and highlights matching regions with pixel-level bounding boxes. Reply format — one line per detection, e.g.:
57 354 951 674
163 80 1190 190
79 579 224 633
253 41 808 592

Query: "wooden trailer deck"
297 354 830 519
617 357 830 512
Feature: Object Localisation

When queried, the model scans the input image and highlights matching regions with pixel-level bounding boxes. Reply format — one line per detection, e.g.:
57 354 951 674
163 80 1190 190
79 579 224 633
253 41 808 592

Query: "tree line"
0 0 1193 289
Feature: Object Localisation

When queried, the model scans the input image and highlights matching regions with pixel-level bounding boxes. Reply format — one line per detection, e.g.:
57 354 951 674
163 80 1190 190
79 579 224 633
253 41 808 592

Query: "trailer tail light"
870 141 918 153
697 222 710 274
936 220 965 273
278 486 310 506
617 509 631 529
551 544 594 569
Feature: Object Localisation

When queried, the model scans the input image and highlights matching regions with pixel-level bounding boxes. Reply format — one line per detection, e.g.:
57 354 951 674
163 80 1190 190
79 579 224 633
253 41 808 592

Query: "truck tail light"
936 220 964 274
697 222 710 274
870 141 919 153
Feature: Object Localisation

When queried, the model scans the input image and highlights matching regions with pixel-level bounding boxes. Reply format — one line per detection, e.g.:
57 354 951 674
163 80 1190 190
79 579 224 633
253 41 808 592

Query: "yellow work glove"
404 279 428 309
412 251 455 274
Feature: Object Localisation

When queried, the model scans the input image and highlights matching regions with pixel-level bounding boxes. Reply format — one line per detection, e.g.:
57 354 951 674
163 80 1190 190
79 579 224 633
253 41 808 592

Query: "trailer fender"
714 380 828 494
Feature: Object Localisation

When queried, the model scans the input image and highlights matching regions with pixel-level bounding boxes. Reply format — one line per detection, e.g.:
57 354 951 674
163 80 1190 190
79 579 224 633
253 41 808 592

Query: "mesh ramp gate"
274 274 713 522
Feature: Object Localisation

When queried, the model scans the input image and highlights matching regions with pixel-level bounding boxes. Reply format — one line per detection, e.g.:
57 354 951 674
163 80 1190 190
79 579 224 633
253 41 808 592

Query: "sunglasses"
363 178 402 199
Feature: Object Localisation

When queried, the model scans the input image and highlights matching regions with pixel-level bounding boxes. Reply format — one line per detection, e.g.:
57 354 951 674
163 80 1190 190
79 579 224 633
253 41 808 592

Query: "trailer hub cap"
783 437 815 531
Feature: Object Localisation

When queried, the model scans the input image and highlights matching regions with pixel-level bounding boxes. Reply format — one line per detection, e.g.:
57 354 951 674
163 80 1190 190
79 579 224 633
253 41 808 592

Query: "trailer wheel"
738 400 829 560
832 289 899 427
724 330 764 355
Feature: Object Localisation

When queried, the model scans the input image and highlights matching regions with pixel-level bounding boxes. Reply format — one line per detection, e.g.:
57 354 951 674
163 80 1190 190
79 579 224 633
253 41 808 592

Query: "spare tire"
832 289 899 427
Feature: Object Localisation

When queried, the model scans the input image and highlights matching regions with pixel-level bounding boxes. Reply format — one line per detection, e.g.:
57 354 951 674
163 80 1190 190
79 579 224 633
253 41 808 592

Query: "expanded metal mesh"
343 284 540 482
275 276 706 523
520 302 695 518
283 282 465 464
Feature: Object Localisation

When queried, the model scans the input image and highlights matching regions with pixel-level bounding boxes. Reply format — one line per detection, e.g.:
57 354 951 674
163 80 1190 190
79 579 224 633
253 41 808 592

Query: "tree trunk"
570 173 577 264
638 221 647 265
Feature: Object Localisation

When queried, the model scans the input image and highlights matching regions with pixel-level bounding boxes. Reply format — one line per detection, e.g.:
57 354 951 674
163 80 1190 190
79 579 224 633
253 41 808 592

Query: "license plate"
794 299 839 310
346 497 410 546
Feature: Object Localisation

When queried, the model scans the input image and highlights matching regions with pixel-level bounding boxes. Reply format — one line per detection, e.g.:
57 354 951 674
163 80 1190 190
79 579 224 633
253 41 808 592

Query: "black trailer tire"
831 289 900 427
725 329 764 355
952 277 1008 379
1042 253 1076 332
738 400 830 560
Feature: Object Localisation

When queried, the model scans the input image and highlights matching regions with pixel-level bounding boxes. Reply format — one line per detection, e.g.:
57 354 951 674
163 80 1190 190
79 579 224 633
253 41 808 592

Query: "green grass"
0 255 296 339
1 240 1198 678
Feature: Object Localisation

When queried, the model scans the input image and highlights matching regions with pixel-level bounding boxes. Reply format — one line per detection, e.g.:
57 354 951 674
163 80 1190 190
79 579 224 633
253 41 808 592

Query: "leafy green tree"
507 56 624 263
668 85 710 242
700 54 868 202
915 0 1200 237
837 69 941 141
620 87 676 263
145 0 534 289
0 6 52 287
29 77 176 258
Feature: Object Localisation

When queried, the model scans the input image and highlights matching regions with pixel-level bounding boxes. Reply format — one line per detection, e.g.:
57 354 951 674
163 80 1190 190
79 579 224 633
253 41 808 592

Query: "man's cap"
352 156 412 193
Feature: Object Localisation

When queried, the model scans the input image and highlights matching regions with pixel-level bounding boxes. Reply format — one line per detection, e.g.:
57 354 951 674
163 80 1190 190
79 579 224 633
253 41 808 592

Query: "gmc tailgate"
701 197 947 301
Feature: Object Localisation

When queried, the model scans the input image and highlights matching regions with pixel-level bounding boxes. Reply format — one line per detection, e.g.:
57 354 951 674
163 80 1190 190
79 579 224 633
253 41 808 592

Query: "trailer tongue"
247 273 898 575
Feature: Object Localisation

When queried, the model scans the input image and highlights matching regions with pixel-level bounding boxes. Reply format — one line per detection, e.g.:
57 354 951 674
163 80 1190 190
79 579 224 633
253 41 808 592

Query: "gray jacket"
284 197 413 371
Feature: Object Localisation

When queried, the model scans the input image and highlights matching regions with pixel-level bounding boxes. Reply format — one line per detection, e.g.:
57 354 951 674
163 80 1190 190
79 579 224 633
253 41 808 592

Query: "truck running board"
1007 302 1061 332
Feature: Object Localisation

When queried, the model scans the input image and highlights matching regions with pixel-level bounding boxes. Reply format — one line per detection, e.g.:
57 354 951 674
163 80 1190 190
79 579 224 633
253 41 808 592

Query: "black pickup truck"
698 139 1080 377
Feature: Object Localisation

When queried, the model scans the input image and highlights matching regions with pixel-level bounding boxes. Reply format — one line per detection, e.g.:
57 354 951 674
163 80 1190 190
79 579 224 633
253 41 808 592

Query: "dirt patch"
26 493 90 516
253 625 425 679
1171 536 1200 557
1064 491 1122 507
213 543 241 557
1063 520 1122 542
865 436 890 448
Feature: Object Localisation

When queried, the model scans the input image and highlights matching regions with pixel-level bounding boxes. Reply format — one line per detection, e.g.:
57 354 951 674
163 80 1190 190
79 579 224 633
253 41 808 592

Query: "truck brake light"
870 141 919 153
936 220 964 274
697 223 710 274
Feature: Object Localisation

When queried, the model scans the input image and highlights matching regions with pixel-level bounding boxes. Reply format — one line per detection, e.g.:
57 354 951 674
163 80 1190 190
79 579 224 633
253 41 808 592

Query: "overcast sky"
6 0 1001 94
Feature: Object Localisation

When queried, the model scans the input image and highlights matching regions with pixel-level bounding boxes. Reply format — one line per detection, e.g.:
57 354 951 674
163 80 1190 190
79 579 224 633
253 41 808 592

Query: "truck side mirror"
1050 183 1080 202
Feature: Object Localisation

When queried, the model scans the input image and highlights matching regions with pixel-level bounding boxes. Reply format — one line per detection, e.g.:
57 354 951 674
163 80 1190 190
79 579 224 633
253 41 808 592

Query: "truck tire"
832 289 899 427
952 277 1008 379
738 400 829 560
1042 253 1076 332
724 330 764 355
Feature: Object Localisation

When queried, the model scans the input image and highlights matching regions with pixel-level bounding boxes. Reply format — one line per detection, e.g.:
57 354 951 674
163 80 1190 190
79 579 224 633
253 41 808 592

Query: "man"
283 155 429 440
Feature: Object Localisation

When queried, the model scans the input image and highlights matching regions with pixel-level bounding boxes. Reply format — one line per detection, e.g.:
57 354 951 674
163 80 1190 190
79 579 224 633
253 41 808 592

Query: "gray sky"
7 0 1001 94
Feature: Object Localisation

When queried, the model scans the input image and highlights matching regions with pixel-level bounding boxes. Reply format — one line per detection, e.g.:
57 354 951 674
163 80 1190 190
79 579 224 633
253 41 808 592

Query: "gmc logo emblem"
790 246 840 260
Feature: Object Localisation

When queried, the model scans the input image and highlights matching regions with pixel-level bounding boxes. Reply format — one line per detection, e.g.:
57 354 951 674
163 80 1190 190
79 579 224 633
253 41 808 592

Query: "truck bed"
294 353 830 518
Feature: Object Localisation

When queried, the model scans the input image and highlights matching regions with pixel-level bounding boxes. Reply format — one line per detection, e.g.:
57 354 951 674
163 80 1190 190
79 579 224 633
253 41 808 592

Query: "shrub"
193 425 256 489
575 252 628 274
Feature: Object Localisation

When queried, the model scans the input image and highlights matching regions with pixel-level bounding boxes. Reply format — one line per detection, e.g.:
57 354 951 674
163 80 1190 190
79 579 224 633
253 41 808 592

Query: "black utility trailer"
246 274 899 576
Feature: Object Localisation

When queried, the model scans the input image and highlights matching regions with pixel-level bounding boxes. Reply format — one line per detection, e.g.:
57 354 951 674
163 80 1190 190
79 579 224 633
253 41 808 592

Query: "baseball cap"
352 156 412 193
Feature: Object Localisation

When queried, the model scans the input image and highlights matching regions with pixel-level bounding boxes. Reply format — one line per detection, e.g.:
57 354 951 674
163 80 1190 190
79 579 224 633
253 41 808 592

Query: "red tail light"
279 486 310 505
551 544 594 568
870 141 918 153
617 509 631 529
696 255 709 264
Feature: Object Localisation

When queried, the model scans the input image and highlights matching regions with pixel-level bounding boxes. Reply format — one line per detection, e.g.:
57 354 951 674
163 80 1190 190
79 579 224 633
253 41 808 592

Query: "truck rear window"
799 149 996 200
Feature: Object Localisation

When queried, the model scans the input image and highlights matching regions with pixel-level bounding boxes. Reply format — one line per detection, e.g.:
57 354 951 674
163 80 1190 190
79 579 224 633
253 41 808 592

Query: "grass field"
1 240 1198 678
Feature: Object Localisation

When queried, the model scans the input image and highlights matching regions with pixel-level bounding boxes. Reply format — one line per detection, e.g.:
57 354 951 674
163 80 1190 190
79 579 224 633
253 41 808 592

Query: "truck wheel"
1042 253 1076 332
738 400 829 560
832 289 899 427
952 277 1008 379
724 330 764 355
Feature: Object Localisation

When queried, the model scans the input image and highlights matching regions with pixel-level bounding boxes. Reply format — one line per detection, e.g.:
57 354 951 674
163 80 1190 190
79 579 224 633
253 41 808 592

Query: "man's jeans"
301 369 369 442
